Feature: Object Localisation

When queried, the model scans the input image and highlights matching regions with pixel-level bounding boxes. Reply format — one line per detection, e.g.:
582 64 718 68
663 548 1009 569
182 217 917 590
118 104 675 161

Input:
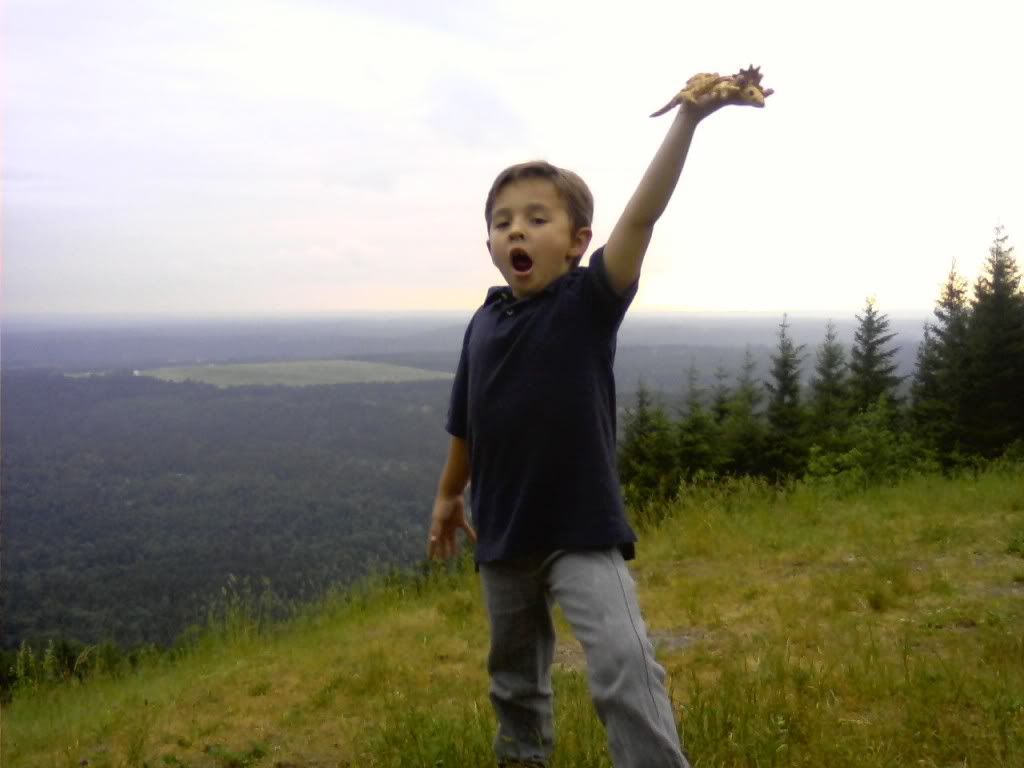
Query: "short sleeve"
445 319 472 438
584 246 638 330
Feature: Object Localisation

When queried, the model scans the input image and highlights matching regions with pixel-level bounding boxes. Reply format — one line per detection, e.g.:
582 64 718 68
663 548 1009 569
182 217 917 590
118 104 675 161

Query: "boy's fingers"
427 521 441 557
428 518 474 560
429 527 452 559
431 527 457 560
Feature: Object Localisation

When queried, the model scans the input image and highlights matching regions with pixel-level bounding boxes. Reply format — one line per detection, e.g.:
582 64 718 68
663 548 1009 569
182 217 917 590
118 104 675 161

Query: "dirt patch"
554 641 586 671
650 628 707 653
984 582 1024 597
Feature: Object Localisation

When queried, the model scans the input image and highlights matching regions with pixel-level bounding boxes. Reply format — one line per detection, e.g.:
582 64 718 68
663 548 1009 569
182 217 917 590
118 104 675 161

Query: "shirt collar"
485 285 513 305
484 267 579 307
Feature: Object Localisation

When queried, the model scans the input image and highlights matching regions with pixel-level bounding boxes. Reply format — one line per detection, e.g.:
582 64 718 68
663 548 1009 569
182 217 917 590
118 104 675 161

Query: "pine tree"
682 360 704 418
808 320 849 452
736 348 764 412
677 362 720 479
912 265 971 461
849 297 903 413
763 315 807 478
711 364 732 424
619 382 678 502
911 324 946 449
619 381 656 491
963 227 1024 457
720 348 767 476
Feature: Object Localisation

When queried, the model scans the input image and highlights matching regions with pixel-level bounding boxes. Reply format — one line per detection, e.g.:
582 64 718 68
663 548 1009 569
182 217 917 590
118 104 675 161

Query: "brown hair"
484 161 594 236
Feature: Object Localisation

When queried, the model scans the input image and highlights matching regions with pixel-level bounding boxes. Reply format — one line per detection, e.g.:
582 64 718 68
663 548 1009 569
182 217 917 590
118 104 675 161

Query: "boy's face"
487 178 591 299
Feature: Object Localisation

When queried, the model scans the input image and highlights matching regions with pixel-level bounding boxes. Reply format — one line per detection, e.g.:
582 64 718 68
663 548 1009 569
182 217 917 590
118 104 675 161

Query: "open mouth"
510 248 534 274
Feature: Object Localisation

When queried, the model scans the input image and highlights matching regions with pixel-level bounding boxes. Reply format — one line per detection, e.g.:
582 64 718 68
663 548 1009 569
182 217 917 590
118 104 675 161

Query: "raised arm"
603 108 700 295
603 66 772 295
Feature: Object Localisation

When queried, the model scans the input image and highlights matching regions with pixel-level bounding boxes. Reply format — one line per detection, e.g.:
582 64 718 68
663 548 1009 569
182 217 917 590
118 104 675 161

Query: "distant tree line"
619 228 1024 505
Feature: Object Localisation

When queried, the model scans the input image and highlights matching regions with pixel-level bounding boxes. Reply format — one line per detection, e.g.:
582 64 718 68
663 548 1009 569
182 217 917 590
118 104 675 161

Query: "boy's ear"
569 227 593 260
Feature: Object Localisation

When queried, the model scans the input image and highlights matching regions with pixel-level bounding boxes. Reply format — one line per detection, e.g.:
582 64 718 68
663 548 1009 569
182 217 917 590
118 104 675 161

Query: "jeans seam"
608 549 684 766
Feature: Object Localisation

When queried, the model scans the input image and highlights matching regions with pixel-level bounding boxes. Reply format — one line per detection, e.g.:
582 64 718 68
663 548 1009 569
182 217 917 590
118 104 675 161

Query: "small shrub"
805 397 939 492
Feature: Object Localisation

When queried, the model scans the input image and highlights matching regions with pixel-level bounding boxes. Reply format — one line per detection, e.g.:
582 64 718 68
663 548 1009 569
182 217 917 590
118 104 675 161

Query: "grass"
138 359 453 387
3 465 1023 767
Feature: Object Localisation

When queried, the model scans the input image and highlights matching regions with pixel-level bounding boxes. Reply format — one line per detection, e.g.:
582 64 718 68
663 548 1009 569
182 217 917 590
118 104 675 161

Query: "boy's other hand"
429 494 477 560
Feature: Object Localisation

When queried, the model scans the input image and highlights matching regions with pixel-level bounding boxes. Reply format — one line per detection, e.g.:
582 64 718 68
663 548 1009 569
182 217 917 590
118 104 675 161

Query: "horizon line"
3 307 935 320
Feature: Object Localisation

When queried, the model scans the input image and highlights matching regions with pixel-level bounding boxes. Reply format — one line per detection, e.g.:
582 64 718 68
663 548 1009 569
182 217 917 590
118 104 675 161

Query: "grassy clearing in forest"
4 466 1023 767
140 359 452 387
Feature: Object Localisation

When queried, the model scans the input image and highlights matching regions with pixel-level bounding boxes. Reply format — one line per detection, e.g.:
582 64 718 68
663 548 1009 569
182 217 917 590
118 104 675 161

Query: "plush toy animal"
650 65 774 117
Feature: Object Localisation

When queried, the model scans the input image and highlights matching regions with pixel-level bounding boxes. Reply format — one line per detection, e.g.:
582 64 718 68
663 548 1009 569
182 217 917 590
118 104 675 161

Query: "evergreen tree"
711 364 732 424
808 320 849 452
736 348 764 412
911 325 946 449
618 382 678 502
677 362 720 479
912 265 971 461
681 360 704 418
963 227 1024 457
720 348 767 476
619 381 656 490
764 315 807 478
849 297 903 412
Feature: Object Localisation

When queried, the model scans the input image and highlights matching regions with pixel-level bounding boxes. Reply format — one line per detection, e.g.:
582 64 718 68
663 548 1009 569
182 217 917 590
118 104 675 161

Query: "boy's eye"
494 221 509 230
531 217 547 225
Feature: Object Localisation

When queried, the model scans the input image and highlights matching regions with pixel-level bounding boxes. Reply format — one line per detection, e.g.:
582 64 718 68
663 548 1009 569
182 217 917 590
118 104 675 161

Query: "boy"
428 88 743 767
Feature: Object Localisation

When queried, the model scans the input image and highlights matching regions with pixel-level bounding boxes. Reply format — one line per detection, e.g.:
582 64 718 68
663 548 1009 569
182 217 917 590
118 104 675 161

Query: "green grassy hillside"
4 467 1023 767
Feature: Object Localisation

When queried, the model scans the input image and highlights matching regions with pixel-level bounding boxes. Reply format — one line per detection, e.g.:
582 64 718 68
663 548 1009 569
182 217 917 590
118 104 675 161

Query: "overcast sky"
4 0 1022 317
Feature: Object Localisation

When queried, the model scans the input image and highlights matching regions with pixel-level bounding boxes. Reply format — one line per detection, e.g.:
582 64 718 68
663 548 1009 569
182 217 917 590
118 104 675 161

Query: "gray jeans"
479 549 690 768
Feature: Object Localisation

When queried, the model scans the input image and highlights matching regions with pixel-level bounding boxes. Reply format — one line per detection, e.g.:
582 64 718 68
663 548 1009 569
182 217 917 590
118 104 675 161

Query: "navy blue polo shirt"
446 246 638 563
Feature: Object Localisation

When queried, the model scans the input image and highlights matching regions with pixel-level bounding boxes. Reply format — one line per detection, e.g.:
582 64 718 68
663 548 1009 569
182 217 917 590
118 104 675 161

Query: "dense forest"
619 229 1024 507
1 373 452 648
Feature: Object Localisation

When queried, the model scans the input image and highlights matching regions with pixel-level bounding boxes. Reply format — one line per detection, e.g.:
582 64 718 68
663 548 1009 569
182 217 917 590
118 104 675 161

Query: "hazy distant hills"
3 313 926 393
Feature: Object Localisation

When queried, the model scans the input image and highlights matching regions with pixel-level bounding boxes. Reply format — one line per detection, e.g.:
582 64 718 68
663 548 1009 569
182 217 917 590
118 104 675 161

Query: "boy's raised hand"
428 493 477 560
603 65 770 296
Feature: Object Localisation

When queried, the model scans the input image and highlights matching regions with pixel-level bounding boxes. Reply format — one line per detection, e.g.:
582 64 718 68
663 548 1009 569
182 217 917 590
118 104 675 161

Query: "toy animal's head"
738 85 767 107
734 65 773 108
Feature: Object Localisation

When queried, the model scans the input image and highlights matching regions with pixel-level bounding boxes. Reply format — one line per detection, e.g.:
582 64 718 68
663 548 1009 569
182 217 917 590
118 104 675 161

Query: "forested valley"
1 373 452 652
